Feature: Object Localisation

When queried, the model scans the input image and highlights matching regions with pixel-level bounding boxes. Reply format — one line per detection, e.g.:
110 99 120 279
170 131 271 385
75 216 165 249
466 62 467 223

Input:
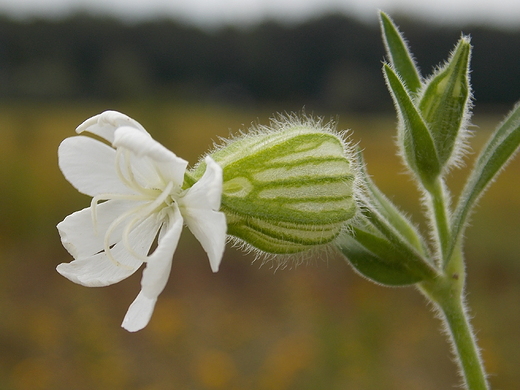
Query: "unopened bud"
418 36 472 170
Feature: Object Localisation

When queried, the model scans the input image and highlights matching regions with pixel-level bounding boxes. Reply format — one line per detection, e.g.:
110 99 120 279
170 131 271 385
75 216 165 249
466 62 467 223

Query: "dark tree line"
0 13 517 112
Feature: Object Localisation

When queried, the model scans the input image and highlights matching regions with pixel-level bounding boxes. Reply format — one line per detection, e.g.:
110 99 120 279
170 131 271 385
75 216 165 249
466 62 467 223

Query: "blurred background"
0 0 519 389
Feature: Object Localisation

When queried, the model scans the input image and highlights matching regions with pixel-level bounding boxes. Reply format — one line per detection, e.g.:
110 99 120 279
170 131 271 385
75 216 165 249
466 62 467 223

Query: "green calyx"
191 115 358 255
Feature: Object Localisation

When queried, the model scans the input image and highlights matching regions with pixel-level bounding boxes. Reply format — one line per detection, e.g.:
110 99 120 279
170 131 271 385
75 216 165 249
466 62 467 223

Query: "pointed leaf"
384 64 441 188
379 11 422 94
449 101 520 259
337 227 437 286
419 37 472 168
360 204 438 275
355 149 429 256
337 171 439 286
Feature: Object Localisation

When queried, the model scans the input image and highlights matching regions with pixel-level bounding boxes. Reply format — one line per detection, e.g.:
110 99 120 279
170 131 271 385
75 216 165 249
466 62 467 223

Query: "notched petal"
121 291 157 332
121 209 183 332
58 136 131 196
76 110 148 143
56 250 142 287
114 126 188 185
57 200 153 259
140 209 183 297
185 210 226 273
113 127 184 162
183 157 226 272
186 156 223 210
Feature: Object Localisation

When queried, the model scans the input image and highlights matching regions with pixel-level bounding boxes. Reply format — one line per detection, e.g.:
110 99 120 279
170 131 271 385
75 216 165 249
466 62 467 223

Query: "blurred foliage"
0 100 519 389
0 13 518 112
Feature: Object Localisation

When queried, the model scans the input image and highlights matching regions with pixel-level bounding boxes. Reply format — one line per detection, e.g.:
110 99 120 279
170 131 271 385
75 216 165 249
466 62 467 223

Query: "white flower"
56 110 227 332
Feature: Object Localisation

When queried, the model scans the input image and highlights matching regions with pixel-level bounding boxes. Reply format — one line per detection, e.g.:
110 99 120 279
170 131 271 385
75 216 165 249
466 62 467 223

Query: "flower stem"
440 296 489 390
420 247 489 390
423 174 489 389
428 178 451 265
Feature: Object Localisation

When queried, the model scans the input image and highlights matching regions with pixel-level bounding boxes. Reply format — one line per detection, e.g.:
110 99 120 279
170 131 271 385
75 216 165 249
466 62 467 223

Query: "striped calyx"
190 116 357 255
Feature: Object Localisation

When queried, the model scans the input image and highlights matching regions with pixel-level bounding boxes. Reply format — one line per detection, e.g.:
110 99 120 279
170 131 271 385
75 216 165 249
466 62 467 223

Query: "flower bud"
190 115 357 255
418 36 472 171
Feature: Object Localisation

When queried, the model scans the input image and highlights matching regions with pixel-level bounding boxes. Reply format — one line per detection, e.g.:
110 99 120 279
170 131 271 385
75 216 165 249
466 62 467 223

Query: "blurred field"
0 100 519 390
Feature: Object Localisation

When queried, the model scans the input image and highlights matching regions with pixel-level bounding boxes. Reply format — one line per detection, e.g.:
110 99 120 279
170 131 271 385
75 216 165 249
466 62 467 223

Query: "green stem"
420 248 489 390
428 178 451 266
441 298 489 390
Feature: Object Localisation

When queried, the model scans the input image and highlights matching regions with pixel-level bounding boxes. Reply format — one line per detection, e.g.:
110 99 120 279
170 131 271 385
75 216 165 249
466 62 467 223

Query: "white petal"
186 157 223 209
57 250 141 287
113 127 188 186
121 291 156 332
182 157 226 272
57 213 162 287
58 136 132 197
138 209 183 298
57 200 136 258
184 210 227 273
76 110 147 144
121 207 183 332
113 126 181 163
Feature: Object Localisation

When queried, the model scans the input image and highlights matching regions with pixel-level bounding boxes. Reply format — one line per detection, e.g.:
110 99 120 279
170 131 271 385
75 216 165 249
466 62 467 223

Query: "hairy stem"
427 178 451 266
420 247 489 390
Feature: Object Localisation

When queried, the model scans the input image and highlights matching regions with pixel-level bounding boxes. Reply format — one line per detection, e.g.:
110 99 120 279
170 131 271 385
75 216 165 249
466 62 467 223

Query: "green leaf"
355 149 429 256
419 37 472 168
383 64 441 188
449 101 520 259
379 11 422 94
337 227 437 286
336 159 439 286
361 205 437 272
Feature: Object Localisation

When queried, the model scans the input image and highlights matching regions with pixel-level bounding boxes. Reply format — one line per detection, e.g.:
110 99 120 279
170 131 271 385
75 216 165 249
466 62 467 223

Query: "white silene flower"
56 111 226 332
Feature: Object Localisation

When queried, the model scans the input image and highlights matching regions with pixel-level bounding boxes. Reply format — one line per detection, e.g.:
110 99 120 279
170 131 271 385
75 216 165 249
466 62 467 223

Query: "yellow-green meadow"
0 100 518 389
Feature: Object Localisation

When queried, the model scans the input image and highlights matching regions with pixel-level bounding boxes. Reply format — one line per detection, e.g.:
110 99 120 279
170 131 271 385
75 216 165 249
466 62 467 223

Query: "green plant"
336 12 520 389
